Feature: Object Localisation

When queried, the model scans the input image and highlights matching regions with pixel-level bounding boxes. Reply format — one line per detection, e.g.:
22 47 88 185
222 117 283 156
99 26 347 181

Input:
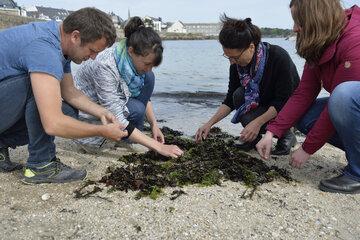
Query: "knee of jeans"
328 82 359 127
295 122 306 135
145 71 155 89
329 82 353 116
62 102 79 119
128 102 146 122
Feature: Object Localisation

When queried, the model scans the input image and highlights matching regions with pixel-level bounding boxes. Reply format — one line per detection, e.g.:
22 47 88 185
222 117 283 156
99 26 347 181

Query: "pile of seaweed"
75 127 292 200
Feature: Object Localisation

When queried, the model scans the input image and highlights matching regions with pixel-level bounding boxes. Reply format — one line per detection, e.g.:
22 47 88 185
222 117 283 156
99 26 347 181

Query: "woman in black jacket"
195 15 300 155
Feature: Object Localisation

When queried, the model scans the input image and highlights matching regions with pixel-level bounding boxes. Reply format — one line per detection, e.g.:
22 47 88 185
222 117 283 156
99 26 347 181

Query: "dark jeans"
296 81 360 180
233 86 267 133
0 74 78 167
126 71 155 130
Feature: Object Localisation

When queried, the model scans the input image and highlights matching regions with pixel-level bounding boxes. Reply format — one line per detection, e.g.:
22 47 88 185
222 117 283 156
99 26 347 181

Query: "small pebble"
41 193 50 201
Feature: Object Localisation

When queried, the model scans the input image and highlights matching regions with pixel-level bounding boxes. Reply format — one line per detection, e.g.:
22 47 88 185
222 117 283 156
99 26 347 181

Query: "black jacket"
222 43 300 113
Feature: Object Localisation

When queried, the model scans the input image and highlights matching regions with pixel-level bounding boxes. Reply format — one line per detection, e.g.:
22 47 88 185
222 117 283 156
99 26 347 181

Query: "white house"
109 12 124 28
143 15 166 32
0 0 26 16
167 20 186 34
26 6 73 21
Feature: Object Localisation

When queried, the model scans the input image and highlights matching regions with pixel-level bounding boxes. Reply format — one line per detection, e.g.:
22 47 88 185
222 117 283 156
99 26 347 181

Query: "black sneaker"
234 135 261 152
0 147 23 172
22 157 87 184
271 130 297 156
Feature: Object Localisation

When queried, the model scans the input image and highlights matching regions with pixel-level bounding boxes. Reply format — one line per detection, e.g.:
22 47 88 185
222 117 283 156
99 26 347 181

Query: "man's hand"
290 146 310 168
195 122 212 143
152 124 165 144
101 123 128 141
240 119 262 142
256 131 274 160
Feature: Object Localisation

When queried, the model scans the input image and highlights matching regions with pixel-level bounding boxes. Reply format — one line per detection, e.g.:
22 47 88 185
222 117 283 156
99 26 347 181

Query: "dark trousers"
233 86 267 133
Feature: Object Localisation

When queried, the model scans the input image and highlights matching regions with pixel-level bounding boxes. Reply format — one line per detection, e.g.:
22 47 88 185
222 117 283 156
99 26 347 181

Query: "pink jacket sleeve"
267 64 321 141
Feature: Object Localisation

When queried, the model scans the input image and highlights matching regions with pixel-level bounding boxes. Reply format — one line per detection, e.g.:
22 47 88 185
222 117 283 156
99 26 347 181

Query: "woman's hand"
151 124 165 144
290 146 310 168
240 119 262 142
256 131 274 160
157 144 184 158
195 122 212 143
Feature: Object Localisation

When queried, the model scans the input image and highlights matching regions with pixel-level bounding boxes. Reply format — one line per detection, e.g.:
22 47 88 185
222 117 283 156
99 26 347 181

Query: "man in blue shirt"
0 8 128 184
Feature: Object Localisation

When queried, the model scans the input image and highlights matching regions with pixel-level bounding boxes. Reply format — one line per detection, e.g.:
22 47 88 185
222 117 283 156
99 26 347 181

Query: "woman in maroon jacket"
257 0 360 194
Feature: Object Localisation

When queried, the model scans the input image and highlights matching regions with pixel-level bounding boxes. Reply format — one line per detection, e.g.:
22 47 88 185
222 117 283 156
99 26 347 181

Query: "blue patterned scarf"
114 39 145 97
231 42 268 124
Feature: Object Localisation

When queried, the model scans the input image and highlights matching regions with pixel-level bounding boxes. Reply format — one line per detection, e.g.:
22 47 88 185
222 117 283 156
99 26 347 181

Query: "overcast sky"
16 0 359 29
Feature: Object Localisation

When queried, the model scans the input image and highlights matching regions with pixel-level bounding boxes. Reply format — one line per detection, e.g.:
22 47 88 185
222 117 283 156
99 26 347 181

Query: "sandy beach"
0 134 359 240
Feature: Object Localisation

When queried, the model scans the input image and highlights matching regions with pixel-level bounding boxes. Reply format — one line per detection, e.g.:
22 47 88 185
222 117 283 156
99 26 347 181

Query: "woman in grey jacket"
74 17 183 158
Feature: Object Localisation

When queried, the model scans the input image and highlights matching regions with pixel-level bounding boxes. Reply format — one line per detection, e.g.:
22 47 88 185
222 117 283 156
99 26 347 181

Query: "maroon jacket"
267 5 360 154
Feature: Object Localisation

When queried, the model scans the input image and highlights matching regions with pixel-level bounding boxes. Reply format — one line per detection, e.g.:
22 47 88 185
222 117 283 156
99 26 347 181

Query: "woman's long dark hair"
124 17 163 66
219 14 261 49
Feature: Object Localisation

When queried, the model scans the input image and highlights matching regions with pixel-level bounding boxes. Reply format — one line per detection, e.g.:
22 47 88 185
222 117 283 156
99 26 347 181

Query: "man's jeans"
296 81 360 181
0 74 78 168
126 71 155 130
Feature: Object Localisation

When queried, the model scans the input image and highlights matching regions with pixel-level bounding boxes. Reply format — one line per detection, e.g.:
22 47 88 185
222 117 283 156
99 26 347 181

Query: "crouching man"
0 8 129 184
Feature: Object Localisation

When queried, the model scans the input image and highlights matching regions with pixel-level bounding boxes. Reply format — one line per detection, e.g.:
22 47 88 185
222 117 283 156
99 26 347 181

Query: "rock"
41 193 50 201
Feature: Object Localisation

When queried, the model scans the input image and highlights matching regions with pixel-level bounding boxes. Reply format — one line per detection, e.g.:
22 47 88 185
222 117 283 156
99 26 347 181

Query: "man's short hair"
63 7 116 46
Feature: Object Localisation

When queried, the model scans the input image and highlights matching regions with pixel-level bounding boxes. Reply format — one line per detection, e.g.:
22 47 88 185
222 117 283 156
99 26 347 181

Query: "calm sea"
74 38 328 137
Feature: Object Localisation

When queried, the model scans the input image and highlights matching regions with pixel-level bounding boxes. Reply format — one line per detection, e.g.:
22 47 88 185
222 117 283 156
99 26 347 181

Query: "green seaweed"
75 126 292 200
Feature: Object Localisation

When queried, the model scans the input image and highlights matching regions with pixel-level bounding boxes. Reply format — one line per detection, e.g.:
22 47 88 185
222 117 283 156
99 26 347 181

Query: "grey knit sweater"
73 44 131 146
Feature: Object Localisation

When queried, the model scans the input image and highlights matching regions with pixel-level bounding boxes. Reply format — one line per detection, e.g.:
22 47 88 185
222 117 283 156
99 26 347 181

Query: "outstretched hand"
158 144 184 158
256 131 273 160
240 119 261 142
290 146 310 168
195 123 212 143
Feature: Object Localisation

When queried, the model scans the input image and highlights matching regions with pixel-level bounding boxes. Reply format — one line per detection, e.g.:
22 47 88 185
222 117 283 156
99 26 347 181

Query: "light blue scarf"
114 39 145 97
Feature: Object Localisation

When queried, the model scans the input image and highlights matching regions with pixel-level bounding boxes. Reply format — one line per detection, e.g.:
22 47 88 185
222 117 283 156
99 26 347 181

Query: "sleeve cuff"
125 123 136 137
302 141 317 155
266 125 284 139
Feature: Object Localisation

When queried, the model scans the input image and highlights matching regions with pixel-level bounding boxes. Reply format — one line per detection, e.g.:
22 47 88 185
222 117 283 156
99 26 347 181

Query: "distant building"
167 20 186 33
26 6 73 21
167 21 221 36
109 12 124 28
143 15 167 32
184 23 221 36
0 0 26 16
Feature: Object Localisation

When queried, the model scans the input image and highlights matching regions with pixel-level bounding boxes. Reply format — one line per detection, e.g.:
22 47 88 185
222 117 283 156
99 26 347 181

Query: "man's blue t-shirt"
0 21 71 82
